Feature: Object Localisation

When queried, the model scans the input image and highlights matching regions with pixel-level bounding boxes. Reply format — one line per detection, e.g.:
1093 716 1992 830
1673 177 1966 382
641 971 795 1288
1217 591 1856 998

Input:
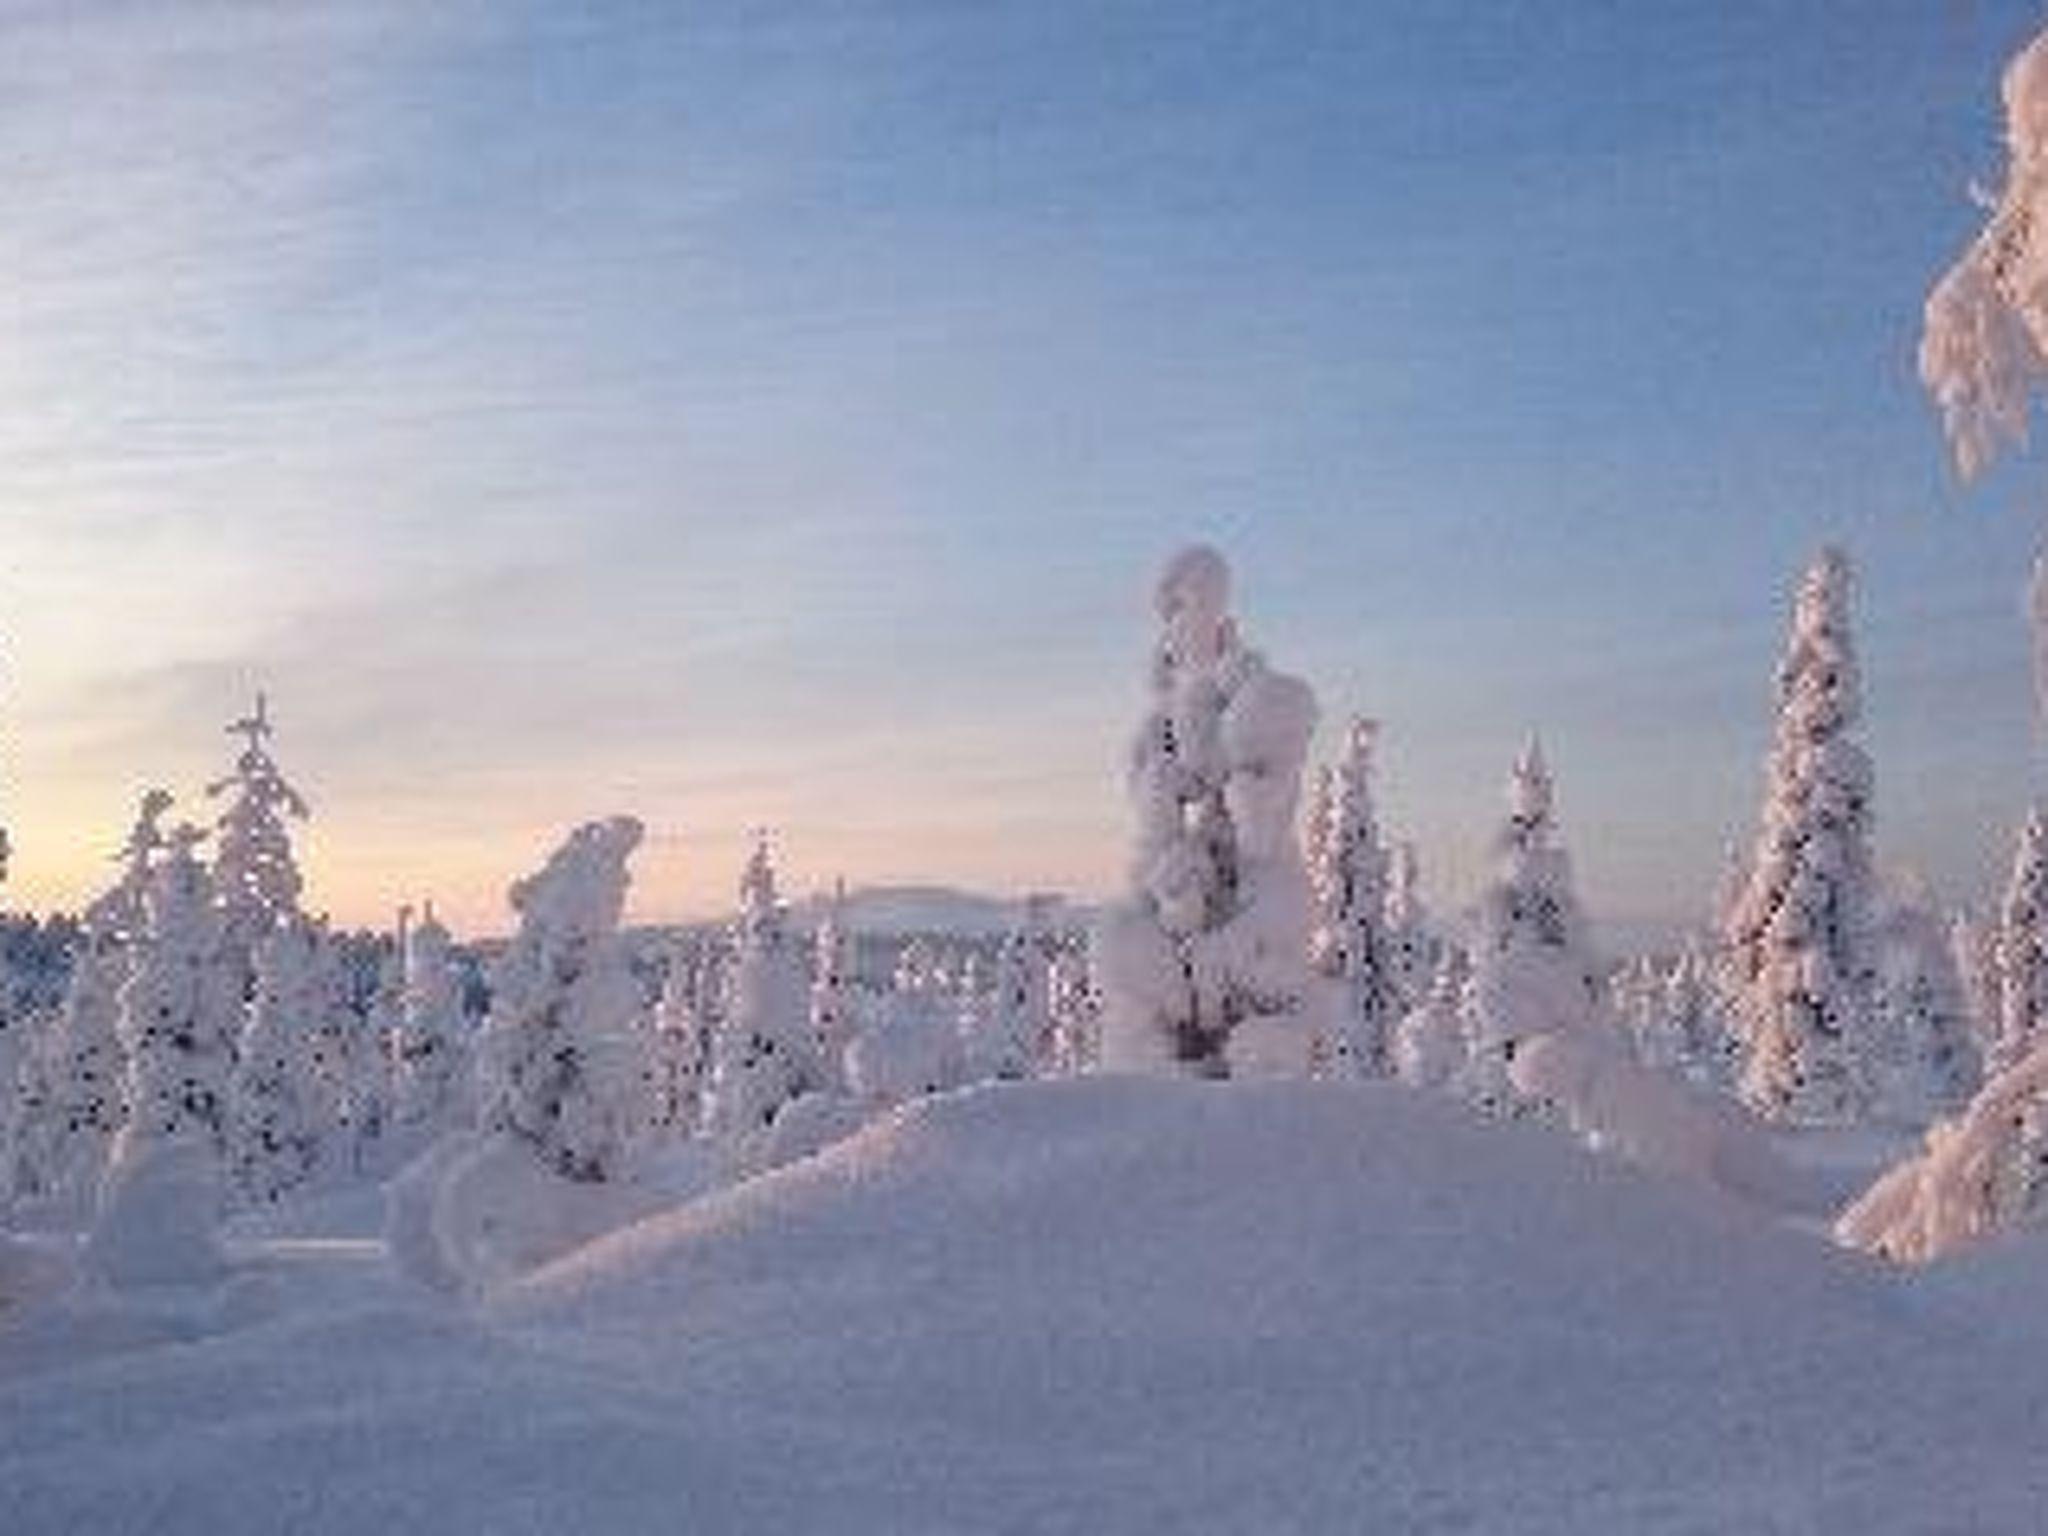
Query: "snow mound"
7 1081 2047 1533
496 1079 2048 1531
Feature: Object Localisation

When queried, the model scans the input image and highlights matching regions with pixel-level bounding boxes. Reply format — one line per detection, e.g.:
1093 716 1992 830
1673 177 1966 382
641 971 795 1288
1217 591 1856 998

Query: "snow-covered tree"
345 941 401 1176
1459 739 1604 1116
807 883 857 1094
294 924 364 1181
846 940 966 1107
1097 545 1321 1077
966 899 1057 1083
1721 548 1878 1126
14 791 175 1210
1661 948 1739 1091
1047 944 1099 1076
644 949 712 1140
703 837 821 1136
476 817 647 1182
1612 957 1668 1068
207 694 310 990
1307 718 1400 1078
1871 879 1981 1124
87 824 239 1284
1839 1038 2048 1264
390 902 469 1145
1992 808 2048 1075
228 921 324 1205
1392 948 1471 1092
1920 26 2048 486
1382 840 1436 1019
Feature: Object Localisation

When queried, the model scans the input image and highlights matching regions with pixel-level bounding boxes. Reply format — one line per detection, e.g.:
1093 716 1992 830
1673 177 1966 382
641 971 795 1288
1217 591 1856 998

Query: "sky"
5 1 2048 940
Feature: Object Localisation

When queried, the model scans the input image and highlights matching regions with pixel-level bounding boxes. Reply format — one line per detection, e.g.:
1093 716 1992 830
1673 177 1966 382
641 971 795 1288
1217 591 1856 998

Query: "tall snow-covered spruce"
390 902 469 1146
1098 546 1321 1078
1307 717 1399 1077
207 694 310 995
704 836 819 1135
1721 547 1878 1125
476 817 646 1182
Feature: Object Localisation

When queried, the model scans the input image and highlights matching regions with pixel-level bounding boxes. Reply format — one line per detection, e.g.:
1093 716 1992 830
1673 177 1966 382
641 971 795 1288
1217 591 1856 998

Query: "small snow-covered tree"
228 920 324 1205
87 824 239 1284
703 837 821 1136
345 941 401 1176
1459 739 1603 1116
1381 840 1435 1019
1722 548 1878 1126
967 899 1057 1082
847 940 966 1107
1307 718 1400 1078
1097 545 1321 1077
1872 879 1981 1124
1047 943 1099 1076
644 949 712 1139
1392 948 1471 1092
1661 948 1739 1091
390 902 469 1144
476 817 647 1182
808 884 857 1093
207 695 310 992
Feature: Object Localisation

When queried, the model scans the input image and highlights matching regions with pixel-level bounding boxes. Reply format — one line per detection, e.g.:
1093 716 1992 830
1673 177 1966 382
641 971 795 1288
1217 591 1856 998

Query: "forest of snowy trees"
3 520 2048 1286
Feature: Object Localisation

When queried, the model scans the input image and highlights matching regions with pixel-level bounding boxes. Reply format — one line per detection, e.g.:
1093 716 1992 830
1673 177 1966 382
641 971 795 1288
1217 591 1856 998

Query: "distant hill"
787 884 1086 936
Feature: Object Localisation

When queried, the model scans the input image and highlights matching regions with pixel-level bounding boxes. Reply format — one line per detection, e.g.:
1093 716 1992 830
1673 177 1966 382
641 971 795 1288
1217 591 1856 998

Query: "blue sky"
5 1 2047 937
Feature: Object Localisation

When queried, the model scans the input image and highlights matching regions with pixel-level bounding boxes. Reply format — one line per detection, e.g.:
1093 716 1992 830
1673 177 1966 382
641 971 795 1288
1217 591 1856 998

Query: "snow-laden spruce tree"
25 790 176 1209
294 923 363 1182
644 948 711 1140
1720 548 1878 1125
966 899 1057 1082
1457 739 1604 1115
87 825 240 1284
846 939 966 1107
390 902 469 1146
1382 840 1436 1019
807 883 857 1094
476 817 648 1182
703 836 820 1136
1660 948 1740 1091
345 942 401 1178
1307 718 1400 1078
1392 948 1472 1092
1047 944 1099 1076
207 695 310 990
1098 545 1321 1078
228 920 324 1205
1612 957 1669 1068
1871 879 1981 1124
1992 808 2048 1075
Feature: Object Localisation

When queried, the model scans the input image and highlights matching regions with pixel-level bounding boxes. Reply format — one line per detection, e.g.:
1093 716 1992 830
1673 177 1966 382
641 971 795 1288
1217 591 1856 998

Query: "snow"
6 1078 2048 1533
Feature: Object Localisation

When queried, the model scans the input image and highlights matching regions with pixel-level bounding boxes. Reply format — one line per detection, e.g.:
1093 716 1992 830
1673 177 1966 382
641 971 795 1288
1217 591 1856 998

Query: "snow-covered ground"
4 1079 2046 1534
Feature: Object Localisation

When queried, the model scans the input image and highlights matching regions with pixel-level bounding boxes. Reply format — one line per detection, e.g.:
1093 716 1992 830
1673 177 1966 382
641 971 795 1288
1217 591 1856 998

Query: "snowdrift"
4 1079 2045 1534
